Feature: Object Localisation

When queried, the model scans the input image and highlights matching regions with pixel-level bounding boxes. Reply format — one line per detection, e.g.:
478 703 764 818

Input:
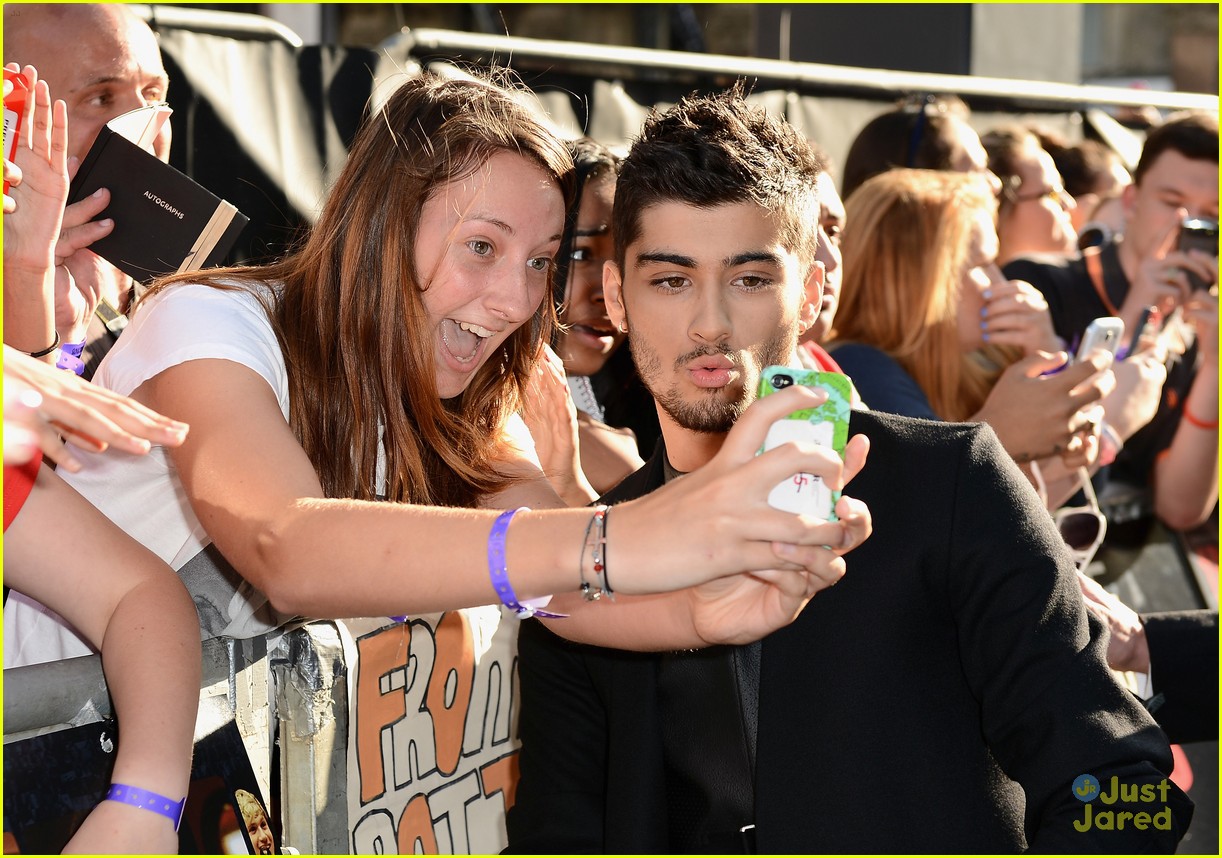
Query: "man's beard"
628 316 799 435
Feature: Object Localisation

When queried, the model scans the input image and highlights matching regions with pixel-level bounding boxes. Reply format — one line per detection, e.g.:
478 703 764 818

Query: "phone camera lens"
772 374 794 389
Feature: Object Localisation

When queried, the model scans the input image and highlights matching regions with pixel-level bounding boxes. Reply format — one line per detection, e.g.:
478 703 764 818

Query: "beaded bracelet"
579 505 614 601
23 329 61 359
579 505 608 600
598 506 613 597
104 783 186 831
487 507 566 619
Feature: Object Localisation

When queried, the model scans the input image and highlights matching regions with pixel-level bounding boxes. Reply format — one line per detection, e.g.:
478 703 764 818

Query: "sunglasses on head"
904 94 940 168
1053 468 1107 574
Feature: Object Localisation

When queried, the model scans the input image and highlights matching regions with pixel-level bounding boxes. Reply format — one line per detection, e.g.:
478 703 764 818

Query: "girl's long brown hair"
832 168 1019 421
145 72 575 507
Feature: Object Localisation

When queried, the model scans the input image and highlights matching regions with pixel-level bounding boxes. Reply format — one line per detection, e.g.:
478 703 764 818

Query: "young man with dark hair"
507 89 1192 853
1005 111 1217 533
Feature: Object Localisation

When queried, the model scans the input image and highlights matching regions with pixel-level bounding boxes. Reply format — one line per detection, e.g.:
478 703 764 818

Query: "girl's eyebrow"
463 215 561 244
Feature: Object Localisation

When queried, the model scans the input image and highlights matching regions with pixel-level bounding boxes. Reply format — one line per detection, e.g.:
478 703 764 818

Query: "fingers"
768 493 871 570
4 158 22 191
1154 208 1187 260
49 98 67 172
831 495 872 555
752 559 844 600
34 424 85 472
979 313 1055 352
61 187 111 229
841 434 870 487
1016 349 1072 378
56 214 115 263
33 382 189 455
1066 354 1115 408
36 398 147 457
1163 249 1219 294
30 79 53 157
720 384 828 462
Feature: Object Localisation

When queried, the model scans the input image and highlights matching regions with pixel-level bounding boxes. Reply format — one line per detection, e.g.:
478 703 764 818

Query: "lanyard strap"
1084 247 1121 316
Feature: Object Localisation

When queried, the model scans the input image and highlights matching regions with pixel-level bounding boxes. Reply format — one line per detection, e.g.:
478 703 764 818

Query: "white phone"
1075 316 1125 363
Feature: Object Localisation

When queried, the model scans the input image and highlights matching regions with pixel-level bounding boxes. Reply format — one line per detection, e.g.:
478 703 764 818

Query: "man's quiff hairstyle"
1134 110 1218 186
613 83 824 268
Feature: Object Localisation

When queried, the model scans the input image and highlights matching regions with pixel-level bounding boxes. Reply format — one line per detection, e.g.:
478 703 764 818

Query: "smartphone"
1075 316 1125 363
1177 216 1219 293
756 366 852 520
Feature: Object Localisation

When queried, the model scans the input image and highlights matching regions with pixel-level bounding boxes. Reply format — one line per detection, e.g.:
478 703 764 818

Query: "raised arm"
3 67 67 359
137 356 864 634
1153 282 1218 530
5 468 200 855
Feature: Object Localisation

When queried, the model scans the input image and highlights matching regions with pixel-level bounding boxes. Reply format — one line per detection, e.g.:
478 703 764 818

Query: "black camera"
1176 216 1219 293
769 373 794 389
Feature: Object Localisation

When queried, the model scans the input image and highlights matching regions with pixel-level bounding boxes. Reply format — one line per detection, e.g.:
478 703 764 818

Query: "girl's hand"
981 279 1063 356
3 346 188 471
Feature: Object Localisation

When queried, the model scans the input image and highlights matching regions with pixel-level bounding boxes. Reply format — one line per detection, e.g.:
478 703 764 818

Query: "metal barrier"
5 612 523 854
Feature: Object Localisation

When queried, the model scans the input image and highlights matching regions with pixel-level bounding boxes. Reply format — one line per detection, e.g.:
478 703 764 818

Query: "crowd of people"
3 4 1217 854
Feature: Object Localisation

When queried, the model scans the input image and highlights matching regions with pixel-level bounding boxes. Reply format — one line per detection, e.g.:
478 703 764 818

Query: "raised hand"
519 343 598 505
685 450 872 647
4 65 67 275
3 345 188 471
975 349 1115 463
609 385 872 593
980 279 1064 355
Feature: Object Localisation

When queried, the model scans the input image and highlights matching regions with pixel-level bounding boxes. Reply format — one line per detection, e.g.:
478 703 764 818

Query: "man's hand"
1076 570 1150 673
4 66 67 273
687 489 871 646
1103 341 1168 441
1121 209 1217 336
1182 280 1218 367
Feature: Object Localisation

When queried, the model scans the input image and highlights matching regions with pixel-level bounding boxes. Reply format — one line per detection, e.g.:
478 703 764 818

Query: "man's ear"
799 261 825 333
603 261 628 333
1121 182 1138 225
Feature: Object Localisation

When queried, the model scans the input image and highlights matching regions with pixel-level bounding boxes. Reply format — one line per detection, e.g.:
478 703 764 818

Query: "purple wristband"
56 339 87 376
488 507 566 619
104 783 186 831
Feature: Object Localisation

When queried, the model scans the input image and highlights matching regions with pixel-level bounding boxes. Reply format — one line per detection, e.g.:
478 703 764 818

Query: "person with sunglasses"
983 125 1080 265
1033 131 1133 246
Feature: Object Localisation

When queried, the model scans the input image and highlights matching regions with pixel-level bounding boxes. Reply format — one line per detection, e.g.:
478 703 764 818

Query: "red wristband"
1182 408 1219 430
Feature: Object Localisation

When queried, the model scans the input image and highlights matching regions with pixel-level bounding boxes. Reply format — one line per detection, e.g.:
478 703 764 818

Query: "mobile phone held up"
756 366 852 520
1075 316 1125 364
1177 216 1219 293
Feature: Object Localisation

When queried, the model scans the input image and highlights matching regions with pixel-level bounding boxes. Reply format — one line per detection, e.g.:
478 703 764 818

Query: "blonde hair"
832 168 1017 421
234 789 266 823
